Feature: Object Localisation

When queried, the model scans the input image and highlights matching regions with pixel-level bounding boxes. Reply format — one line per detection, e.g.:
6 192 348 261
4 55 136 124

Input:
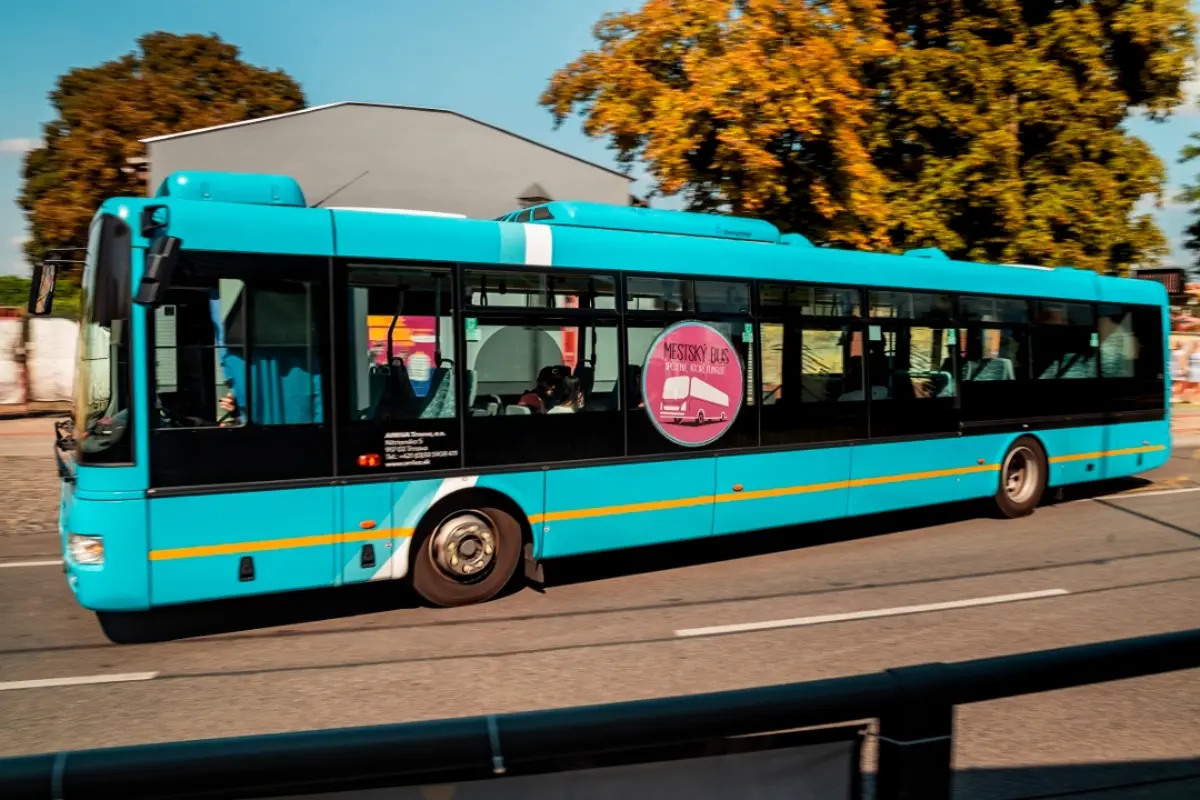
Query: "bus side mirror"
27 262 56 316
134 236 182 307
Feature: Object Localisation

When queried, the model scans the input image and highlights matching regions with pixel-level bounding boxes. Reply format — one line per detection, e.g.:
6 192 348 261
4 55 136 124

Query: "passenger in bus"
548 376 585 414
517 365 566 413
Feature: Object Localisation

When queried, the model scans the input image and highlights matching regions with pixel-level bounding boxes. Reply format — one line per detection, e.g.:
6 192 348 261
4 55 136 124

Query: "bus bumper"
62 494 151 612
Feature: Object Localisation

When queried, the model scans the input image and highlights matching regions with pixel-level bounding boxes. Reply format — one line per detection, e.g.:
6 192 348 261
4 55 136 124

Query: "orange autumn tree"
541 0 895 249
545 0 1194 273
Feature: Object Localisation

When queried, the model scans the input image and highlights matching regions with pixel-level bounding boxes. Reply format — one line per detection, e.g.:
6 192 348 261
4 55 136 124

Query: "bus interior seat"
504 404 531 416
419 367 452 419
364 364 388 419
376 360 418 419
965 358 1014 382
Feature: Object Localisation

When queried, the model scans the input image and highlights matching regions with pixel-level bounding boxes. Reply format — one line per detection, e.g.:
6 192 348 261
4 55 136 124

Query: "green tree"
875 0 1193 273
543 0 1195 272
1179 109 1200 274
0 277 31 309
18 32 306 287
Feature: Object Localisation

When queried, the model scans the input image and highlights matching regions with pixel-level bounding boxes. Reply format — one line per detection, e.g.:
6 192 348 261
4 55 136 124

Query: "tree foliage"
18 33 306 284
543 0 1195 272
1179 106 1200 273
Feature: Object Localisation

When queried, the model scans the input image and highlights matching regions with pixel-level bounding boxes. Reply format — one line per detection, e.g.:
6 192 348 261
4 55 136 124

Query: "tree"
542 1 896 249
543 0 1195 272
1179 111 1200 274
18 33 306 286
875 0 1192 273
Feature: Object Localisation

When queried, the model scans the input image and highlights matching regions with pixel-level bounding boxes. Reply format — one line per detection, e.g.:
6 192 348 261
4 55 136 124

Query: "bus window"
626 276 750 316
759 284 861 317
758 318 867 446
346 266 455 422
866 291 957 438
245 282 323 426
956 294 1036 424
463 318 623 467
1033 301 1097 381
463 270 616 311
152 278 247 428
1099 304 1165 414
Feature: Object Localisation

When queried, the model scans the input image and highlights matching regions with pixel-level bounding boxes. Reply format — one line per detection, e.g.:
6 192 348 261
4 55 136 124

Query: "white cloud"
9 234 29 248
0 137 39 154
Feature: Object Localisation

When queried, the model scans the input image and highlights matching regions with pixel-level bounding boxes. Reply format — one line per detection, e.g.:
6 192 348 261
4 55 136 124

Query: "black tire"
411 505 523 607
994 437 1048 519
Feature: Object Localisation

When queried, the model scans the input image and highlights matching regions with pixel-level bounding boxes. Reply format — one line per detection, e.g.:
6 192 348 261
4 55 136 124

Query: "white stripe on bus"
523 223 554 266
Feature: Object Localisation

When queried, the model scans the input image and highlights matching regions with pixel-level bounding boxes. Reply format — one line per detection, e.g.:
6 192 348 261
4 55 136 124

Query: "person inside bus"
548 375 585 414
517 365 566 414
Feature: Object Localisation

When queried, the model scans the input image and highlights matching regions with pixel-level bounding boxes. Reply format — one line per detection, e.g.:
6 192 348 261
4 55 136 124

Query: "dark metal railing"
1 628 1197 800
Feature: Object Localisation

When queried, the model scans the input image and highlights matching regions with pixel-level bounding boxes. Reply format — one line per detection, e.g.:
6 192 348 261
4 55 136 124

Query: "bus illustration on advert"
659 374 731 425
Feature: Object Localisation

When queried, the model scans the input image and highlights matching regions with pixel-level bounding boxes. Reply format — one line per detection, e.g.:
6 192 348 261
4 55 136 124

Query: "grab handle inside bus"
134 235 183 307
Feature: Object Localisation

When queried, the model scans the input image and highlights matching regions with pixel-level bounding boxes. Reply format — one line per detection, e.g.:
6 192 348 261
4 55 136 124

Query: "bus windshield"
75 214 133 463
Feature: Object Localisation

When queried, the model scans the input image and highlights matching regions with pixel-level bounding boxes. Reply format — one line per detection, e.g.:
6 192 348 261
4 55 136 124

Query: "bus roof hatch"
155 172 307 208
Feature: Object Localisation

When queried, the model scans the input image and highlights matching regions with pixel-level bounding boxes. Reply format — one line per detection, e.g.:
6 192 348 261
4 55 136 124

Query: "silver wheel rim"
429 512 497 583
1003 446 1040 505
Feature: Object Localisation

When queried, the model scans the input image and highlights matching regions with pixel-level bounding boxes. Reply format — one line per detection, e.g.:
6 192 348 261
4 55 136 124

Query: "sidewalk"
1173 404 1200 447
0 415 66 458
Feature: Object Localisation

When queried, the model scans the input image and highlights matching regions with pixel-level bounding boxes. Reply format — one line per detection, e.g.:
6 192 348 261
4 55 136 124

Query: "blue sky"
0 0 1195 277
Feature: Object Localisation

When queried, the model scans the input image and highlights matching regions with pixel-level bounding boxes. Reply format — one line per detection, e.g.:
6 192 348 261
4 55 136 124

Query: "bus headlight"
68 534 104 565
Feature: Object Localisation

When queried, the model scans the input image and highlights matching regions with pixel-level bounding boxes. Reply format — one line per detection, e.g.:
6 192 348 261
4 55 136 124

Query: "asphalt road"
1 421 1198 799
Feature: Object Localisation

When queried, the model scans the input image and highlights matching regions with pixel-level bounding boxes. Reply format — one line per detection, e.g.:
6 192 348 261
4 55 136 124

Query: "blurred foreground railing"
2 628 1198 800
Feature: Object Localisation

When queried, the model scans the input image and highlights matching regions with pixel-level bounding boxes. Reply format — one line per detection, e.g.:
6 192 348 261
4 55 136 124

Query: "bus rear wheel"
994 437 1047 519
411 505 522 607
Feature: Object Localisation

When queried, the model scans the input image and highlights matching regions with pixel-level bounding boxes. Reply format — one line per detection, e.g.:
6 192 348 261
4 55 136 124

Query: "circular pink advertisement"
641 321 745 447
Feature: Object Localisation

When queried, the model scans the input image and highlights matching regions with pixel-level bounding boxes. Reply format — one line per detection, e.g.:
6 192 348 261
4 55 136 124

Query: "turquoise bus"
33 172 1169 642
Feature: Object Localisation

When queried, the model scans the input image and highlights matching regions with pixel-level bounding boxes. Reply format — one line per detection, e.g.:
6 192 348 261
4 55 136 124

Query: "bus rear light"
68 534 104 565
358 453 382 468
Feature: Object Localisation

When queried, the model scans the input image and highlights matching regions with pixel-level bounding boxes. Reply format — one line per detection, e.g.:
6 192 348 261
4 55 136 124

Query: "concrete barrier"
0 316 77 410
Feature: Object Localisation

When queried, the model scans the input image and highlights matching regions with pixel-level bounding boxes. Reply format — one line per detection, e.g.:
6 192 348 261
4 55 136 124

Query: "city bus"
32 171 1169 642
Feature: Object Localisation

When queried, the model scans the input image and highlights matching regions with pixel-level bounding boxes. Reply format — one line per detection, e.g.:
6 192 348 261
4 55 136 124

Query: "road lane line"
1110 487 1200 499
0 672 159 692
0 559 63 569
674 589 1071 638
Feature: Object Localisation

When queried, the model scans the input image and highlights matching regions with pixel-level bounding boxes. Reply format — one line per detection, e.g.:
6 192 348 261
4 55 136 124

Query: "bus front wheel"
994 437 1047 519
411 505 522 607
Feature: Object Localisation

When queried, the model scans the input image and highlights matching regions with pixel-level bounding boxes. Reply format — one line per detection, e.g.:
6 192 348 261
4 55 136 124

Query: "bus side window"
345 266 456 422
246 282 323 426
152 278 247 429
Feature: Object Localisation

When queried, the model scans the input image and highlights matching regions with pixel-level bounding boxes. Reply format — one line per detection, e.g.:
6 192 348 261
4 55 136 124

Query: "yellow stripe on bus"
149 529 413 562
1048 444 1165 464
149 444 1164 560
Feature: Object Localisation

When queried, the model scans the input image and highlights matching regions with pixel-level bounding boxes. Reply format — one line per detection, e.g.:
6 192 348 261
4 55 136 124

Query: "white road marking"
674 589 1071 638
0 559 62 569
1109 486 1200 499
0 672 159 692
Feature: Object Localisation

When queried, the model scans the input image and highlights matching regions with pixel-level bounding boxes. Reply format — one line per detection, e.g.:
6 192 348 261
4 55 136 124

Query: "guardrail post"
876 663 954 800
